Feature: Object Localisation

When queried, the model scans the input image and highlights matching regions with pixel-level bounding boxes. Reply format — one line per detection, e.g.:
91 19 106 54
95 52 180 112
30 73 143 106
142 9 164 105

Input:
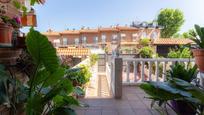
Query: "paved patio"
75 86 176 115
75 63 176 115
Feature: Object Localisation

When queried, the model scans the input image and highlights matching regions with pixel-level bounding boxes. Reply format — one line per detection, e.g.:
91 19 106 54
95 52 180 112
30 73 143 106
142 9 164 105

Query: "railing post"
155 61 159 81
162 62 167 81
141 61 145 81
134 61 138 82
126 61 130 82
148 61 152 81
113 58 122 99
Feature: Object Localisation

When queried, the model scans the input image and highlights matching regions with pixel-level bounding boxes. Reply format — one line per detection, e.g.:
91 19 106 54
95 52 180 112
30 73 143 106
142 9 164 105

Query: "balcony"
74 55 196 115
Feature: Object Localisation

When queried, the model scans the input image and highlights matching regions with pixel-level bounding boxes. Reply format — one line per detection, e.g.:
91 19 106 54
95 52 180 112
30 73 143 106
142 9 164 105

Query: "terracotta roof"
99 27 119 32
60 30 80 35
42 32 60 36
57 48 90 56
116 26 138 31
153 38 194 45
80 29 98 33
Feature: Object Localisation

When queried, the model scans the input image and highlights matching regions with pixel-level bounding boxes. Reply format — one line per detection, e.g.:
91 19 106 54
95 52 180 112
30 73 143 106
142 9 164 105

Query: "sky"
23 0 204 33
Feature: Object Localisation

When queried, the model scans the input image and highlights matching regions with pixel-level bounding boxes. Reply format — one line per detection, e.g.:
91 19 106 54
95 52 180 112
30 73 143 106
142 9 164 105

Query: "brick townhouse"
42 23 161 52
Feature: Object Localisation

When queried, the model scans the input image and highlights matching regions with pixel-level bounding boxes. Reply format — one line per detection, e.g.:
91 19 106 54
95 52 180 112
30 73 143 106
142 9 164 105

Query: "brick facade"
43 26 161 50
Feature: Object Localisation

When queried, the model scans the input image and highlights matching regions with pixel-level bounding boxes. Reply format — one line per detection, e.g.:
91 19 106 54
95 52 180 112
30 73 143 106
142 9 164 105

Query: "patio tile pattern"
75 86 162 115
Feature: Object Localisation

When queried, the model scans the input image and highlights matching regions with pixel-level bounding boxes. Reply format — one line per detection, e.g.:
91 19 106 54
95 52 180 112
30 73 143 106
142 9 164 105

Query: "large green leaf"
43 67 65 87
139 83 180 101
26 94 44 115
26 28 59 73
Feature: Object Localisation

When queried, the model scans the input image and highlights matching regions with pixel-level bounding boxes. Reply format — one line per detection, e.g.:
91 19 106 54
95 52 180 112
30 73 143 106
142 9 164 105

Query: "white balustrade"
122 58 195 85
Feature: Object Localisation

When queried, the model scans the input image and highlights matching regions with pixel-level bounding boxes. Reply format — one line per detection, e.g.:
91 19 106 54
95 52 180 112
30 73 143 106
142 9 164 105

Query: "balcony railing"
105 57 195 98
122 58 195 85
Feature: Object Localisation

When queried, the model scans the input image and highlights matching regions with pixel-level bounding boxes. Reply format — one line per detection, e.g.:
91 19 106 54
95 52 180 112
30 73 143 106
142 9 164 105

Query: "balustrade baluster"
141 61 145 81
162 61 167 81
126 61 130 82
134 61 138 82
155 61 159 81
148 61 152 81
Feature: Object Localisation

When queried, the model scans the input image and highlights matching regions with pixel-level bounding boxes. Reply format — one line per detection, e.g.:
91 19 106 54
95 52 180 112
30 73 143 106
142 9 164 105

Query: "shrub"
139 38 150 46
90 54 99 66
167 47 192 58
65 65 91 87
139 46 154 58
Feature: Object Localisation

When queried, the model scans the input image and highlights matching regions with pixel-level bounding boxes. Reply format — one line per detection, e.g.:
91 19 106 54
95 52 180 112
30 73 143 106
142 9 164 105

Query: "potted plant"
190 25 204 72
166 63 198 115
140 62 200 115
0 15 22 65
0 15 21 46
0 16 13 45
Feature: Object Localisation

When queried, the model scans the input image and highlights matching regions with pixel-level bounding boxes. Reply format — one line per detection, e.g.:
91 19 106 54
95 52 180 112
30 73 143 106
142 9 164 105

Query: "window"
94 36 98 43
82 36 87 44
151 32 158 39
112 34 118 40
62 38 68 45
121 33 126 41
141 32 147 39
53 39 60 47
75 38 79 45
101 34 106 43
132 33 138 41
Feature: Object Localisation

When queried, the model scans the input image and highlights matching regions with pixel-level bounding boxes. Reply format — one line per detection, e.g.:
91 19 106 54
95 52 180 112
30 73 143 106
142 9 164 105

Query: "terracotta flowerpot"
192 49 204 72
0 23 13 45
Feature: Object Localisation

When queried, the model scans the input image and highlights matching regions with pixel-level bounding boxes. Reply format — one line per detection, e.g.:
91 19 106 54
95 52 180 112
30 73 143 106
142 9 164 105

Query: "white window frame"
101 34 106 43
94 36 98 43
142 32 147 39
112 34 118 40
151 31 158 39
62 38 68 45
121 33 126 41
82 36 87 44
132 33 138 41
75 38 79 45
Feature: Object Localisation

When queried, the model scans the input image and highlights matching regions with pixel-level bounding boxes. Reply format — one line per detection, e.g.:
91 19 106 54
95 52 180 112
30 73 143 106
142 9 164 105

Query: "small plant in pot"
190 24 204 72
0 15 21 47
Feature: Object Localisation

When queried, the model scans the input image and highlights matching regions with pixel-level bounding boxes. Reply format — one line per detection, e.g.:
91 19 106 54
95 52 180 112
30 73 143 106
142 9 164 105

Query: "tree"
182 29 194 38
157 8 185 38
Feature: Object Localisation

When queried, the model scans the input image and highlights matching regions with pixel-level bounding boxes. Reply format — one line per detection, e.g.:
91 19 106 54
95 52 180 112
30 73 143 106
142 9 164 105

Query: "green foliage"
167 47 192 58
0 65 10 104
157 8 185 38
24 28 78 115
139 62 203 114
182 29 194 38
139 38 150 46
172 33 183 38
166 62 198 82
12 0 43 15
190 24 204 48
90 54 99 67
140 78 204 114
65 65 91 87
139 46 154 58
